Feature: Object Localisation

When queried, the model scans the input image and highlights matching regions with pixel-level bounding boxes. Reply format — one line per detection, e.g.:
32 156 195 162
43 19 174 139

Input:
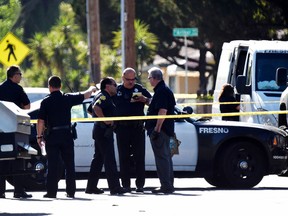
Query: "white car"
21 96 288 190
24 87 50 103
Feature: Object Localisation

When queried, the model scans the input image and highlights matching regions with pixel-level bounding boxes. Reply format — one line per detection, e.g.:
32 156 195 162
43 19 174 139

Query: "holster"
71 122 78 140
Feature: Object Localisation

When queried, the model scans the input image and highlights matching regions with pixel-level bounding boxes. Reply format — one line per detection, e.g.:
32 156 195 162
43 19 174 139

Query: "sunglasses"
124 77 136 81
110 83 117 87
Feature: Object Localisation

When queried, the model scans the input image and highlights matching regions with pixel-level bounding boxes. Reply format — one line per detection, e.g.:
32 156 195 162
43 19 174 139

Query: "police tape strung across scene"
30 110 288 124
29 109 288 124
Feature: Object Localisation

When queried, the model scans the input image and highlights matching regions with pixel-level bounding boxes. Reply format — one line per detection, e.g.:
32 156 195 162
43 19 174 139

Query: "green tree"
12 0 64 43
112 20 159 73
0 0 22 80
100 44 121 79
0 0 21 38
26 2 89 91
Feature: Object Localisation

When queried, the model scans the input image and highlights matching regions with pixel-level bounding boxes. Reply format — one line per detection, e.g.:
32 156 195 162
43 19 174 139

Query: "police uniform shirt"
94 90 115 118
146 80 176 136
114 83 151 116
0 79 30 108
38 91 84 127
87 91 102 117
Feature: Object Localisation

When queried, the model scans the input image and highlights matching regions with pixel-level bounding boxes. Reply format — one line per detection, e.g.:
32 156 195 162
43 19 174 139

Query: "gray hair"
122 67 136 76
148 67 163 80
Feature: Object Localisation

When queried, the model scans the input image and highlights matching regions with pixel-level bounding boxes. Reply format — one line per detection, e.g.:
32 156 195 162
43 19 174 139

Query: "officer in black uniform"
84 91 105 194
86 77 128 195
36 75 96 198
114 67 152 192
0 65 32 199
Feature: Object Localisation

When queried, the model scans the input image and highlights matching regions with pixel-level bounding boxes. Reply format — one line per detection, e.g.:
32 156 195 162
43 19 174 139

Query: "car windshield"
256 53 288 91
24 88 50 103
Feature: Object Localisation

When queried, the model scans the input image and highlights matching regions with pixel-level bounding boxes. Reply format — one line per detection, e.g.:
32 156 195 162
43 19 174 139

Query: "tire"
204 174 227 188
7 155 64 191
7 156 47 191
218 142 265 189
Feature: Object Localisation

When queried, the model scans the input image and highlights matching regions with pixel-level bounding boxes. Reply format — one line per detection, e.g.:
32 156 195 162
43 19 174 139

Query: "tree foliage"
25 2 89 91
2 0 288 92
112 20 159 72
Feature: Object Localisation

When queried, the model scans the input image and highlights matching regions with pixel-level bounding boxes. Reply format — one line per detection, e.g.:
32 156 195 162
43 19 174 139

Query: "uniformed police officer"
0 65 32 199
86 77 128 195
145 67 176 194
36 75 96 198
114 67 152 192
84 91 104 194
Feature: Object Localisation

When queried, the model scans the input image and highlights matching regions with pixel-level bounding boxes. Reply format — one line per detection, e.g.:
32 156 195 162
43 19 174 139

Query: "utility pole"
86 0 101 84
124 0 136 69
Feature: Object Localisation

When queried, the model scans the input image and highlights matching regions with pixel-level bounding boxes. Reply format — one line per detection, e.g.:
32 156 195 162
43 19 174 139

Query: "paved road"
1 175 288 216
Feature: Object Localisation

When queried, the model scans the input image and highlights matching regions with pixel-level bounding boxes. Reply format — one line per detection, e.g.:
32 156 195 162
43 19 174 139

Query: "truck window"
245 54 252 85
256 53 288 91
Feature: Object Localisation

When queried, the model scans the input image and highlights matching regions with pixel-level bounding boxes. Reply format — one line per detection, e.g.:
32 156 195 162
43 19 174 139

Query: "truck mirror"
236 75 251 94
276 67 288 86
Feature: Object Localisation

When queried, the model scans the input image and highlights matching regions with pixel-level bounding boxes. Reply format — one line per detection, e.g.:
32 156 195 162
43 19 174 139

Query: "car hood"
194 118 288 137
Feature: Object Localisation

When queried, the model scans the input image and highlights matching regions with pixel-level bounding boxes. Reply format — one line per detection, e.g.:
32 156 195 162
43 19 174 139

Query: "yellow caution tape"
178 101 280 106
29 109 288 124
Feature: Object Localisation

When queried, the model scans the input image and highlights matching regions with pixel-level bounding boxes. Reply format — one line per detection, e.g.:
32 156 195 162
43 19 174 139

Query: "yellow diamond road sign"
0 32 30 67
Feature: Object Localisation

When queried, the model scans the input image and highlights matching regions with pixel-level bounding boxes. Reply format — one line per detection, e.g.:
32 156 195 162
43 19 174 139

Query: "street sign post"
0 32 30 67
173 28 198 93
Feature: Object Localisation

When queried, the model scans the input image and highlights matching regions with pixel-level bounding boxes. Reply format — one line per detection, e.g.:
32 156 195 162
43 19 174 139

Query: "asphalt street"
1 175 288 216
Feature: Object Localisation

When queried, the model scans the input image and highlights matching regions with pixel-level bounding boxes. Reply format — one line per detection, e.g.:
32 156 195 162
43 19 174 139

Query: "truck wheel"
7 156 64 191
7 156 47 191
219 142 265 189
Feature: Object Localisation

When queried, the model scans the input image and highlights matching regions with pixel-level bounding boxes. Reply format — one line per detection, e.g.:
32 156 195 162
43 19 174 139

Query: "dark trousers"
86 142 103 190
116 125 145 188
0 160 27 194
87 125 121 192
45 130 76 196
150 131 174 190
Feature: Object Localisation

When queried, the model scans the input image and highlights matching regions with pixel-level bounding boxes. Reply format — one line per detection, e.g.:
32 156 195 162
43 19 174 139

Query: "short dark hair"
7 65 21 78
48 75 62 88
100 77 114 90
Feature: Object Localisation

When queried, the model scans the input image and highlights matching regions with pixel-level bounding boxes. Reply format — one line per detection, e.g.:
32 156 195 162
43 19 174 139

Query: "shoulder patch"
96 95 106 105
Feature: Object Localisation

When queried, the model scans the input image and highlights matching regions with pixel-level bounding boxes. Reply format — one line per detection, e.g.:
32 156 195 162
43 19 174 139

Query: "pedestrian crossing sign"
0 32 30 67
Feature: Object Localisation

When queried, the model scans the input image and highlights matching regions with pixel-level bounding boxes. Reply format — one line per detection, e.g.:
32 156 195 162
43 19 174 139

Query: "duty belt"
51 125 70 130
117 120 144 127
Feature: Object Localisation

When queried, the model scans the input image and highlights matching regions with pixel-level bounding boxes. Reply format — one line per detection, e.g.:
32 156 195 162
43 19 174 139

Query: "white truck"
213 40 288 126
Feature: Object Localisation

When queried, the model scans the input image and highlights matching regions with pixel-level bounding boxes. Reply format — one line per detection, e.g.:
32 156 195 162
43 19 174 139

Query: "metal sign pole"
185 35 188 94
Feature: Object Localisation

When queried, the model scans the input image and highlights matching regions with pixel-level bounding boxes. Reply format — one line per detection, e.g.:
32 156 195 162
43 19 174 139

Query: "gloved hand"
150 130 160 141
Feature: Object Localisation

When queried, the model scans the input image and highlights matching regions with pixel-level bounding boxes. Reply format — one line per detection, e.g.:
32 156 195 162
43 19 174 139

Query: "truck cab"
213 40 288 126
212 40 250 119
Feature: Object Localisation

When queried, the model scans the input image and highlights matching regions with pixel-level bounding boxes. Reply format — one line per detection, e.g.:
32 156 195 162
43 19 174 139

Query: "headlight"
256 108 278 127
272 134 287 148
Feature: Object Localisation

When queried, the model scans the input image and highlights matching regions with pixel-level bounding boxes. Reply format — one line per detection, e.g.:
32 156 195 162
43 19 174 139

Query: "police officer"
36 75 96 198
0 65 32 199
86 77 128 195
145 67 176 194
84 91 104 194
114 67 152 192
